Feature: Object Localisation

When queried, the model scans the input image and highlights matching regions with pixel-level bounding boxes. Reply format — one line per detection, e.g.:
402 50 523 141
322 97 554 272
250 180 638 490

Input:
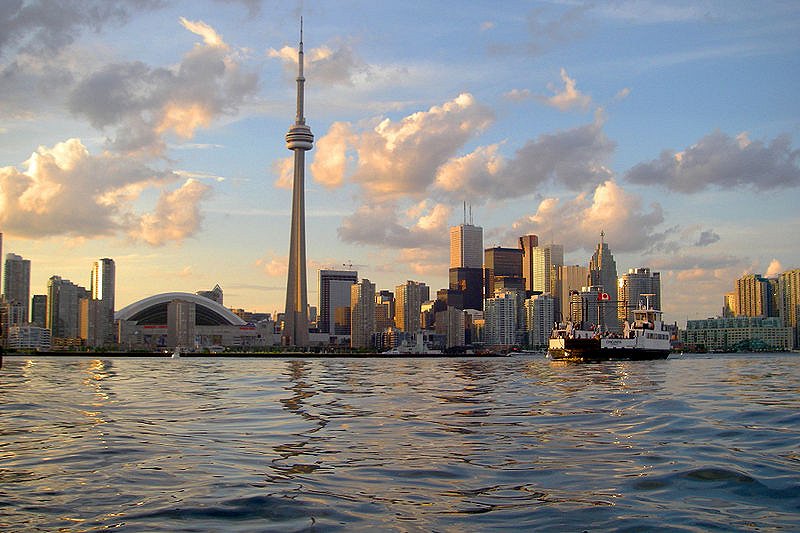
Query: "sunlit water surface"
1 354 799 532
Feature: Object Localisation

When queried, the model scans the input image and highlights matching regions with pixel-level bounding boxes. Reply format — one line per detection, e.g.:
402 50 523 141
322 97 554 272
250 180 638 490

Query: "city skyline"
1 1 798 326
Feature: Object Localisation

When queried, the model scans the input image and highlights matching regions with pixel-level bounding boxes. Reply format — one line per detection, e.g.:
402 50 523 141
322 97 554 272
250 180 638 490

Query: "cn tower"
283 19 313 347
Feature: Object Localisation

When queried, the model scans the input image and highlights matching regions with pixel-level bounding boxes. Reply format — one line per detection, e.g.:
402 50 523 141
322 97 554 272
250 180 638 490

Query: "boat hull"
548 338 670 362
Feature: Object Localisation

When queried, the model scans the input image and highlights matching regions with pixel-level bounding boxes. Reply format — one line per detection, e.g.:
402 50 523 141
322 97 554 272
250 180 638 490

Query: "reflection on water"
1 354 799 531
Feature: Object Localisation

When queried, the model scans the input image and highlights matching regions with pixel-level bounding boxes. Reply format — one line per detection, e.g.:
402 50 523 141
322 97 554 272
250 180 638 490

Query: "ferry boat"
548 296 670 362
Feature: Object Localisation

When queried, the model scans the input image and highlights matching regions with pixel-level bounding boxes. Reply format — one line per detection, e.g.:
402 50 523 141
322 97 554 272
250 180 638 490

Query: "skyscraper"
283 20 314 347
91 258 116 345
618 267 661 322
589 232 619 331
350 279 376 349
555 264 589 322
319 269 358 336
777 269 800 349
484 246 523 298
520 237 564 295
47 276 89 340
395 281 429 333
735 274 770 317
4 253 31 324
449 221 484 311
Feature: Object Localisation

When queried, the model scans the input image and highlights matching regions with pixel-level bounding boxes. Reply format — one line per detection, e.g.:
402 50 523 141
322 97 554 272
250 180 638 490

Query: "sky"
1 0 798 327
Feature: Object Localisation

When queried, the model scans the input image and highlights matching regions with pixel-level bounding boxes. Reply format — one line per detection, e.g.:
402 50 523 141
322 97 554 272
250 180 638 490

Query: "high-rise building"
484 246 523 298
777 269 800 348
3 253 31 324
395 281 429 333
31 295 47 328
319 269 358 336
47 276 89 340
519 236 563 295
735 274 770 317
448 267 484 310
525 293 556 348
618 267 661 322
283 21 314 347
435 307 465 348
91 258 116 346
375 290 395 331
723 292 737 318
555 265 589 322
589 232 619 331
350 279 376 349
450 223 483 269
484 290 519 346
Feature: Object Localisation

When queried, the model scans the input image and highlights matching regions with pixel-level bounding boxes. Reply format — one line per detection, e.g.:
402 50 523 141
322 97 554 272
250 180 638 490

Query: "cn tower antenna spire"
283 18 314 347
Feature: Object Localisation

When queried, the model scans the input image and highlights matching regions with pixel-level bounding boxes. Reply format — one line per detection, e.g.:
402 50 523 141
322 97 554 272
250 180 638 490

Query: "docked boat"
548 298 670 362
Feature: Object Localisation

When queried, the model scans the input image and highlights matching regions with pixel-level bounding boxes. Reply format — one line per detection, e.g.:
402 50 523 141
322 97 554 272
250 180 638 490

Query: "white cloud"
510 180 664 253
0 138 210 244
765 258 783 277
503 88 532 101
540 68 592 111
268 39 367 86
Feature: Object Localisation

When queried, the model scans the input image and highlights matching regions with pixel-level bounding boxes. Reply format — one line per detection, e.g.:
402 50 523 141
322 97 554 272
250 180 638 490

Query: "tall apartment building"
484 290 519 346
777 269 800 348
589 232 620 331
47 276 89 340
375 290 395 331
395 281 429 333
735 274 770 317
525 293 556 348
91 258 116 346
484 246 523 298
350 279 376 349
618 267 661 322
3 253 31 324
31 295 47 328
319 269 358 335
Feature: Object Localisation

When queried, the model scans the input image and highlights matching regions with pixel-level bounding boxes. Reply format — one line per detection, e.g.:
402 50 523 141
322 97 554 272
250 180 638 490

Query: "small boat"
548 296 670 362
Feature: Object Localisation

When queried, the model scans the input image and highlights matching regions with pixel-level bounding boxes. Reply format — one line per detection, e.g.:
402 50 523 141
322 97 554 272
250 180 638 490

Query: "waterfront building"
117 292 276 351
484 290 520 346
6 325 51 351
618 267 661 322
197 284 223 305
1 300 26 344
435 306 466 348
484 246 523 299
91 258 116 346
395 281 429 333
589 232 620 331
319 269 358 336
3 253 31 324
777 269 800 348
556 265 589 322
47 276 89 342
350 279 376 349
283 21 314 347
735 274 771 317
681 317 793 352
525 293 556 348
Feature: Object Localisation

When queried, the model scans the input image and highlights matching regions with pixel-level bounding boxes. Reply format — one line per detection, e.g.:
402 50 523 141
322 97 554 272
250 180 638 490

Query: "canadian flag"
598 292 610 301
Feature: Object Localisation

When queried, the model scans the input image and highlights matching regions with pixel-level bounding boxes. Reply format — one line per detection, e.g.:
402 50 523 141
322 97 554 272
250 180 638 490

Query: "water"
1 354 799 532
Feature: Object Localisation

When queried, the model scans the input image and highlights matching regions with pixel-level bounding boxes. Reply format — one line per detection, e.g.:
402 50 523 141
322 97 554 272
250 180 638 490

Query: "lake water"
1 354 799 532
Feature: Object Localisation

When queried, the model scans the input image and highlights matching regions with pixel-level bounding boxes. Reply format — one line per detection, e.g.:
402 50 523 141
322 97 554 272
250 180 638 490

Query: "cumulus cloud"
509 180 664 253
312 93 494 201
256 253 288 278
0 138 209 244
268 39 366 86
434 109 615 199
625 131 800 192
765 258 783 277
503 88 532 101
67 17 258 155
338 202 451 249
540 68 592 111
